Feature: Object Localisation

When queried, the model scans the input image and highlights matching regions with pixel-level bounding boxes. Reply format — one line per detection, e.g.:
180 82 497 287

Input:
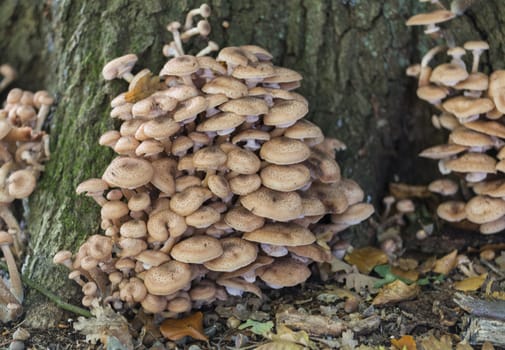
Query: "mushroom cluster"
0 82 53 321
408 1 505 234
61 4 373 319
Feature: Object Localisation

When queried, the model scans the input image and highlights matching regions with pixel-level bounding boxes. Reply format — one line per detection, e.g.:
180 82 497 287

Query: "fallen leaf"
160 312 208 342
255 340 305 350
391 335 416 350
419 334 453 350
391 266 419 282
454 273 488 291
238 319 274 336
337 268 381 292
345 247 388 274
372 280 419 306
433 250 458 275
271 325 317 349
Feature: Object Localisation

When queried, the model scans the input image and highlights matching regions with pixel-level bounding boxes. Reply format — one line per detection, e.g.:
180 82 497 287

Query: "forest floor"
1 241 504 350
1 188 505 350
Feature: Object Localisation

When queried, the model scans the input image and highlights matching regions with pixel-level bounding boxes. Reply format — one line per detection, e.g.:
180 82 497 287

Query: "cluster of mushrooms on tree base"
407 0 505 234
52 4 375 330
0 64 53 322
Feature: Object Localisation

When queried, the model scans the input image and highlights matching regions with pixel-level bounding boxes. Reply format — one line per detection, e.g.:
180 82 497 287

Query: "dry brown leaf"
433 250 458 275
344 247 388 274
397 258 419 271
389 182 430 199
391 266 419 282
419 334 453 350
372 280 419 306
256 340 305 350
391 335 417 350
454 273 487 291
159 311 208 342
337 268 380 293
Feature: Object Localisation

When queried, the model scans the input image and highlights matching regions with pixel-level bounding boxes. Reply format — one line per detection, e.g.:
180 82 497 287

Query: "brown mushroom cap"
229 174 262 196
170 235 223 263
196 112 245 133
260 137 310 165
479 216 505 234
135 250 170 268
430 63 469 87
101 200 129 220
193 146 227 170
102 157 154 189
406 10 455 26
331 203 374 225
449 128 494 148
243 223 315 246
284 119 324 141
428 179 459 196
202 76 248 99
465 120 505 139
437 201 467 222
416 85 449 103
159 55 199 77
185 206 221 228
204 238 258 272
144 261 192 296
216 46 250 67
474 180 505 198
442 96 494 119
173 96 208 122
120 219 147 238
231 62 275 80
454 72 489 91
226 148 261 174
240 187 303 221
263 66 302 84
169 186 212 216
219 97 269 115
257 258 311 288
418 144 468 159
150 158 176 195
224 206 265 232
465 196 505 224
445 153 496 174
147 209 187 241
288 244 332 263
7 170 36 199
260 164 310 192
263 100 308 127
102 54 138 80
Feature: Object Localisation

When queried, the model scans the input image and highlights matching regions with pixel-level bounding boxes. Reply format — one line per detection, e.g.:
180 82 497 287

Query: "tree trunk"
0 0 501 327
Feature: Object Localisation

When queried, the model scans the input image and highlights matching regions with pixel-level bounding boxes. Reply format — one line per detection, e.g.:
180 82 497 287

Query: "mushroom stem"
184 4 211 30
0 233 23 303
0 206 22 256
0 65 16 93
163 42 181 58
471 51 483 73
167 22 184 56
419 45 445 87
35 104 50 132
196 41 219 57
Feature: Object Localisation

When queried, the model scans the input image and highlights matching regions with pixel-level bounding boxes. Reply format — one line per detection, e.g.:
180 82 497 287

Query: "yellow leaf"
433 250 458 275
159 312 208 342
345 247 388 274
454 273 487 291
270 325 316 349
372 280 419 306
391 266 419 282
391 335 417 350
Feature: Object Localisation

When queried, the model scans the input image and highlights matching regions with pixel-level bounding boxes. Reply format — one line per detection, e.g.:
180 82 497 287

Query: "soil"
0 275 502 350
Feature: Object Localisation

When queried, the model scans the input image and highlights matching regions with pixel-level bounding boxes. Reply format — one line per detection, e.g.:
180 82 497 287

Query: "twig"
0 262 92 318
454 292 505 321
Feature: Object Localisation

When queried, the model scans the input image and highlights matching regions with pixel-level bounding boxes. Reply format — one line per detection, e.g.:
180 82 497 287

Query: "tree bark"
0 0 502 327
